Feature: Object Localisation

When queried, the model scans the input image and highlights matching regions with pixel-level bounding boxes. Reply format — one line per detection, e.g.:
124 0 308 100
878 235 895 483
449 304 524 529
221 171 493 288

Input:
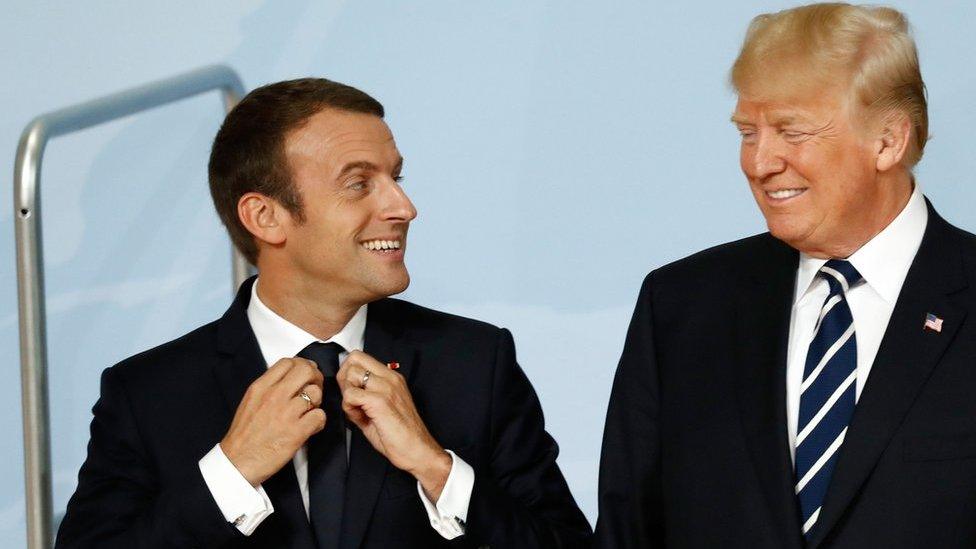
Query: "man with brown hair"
596 3 976 548
56 78 590 548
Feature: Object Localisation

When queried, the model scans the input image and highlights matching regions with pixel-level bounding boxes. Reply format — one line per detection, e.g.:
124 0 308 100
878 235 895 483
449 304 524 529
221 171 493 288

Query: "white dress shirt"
786 185 928 462
198 279 475 539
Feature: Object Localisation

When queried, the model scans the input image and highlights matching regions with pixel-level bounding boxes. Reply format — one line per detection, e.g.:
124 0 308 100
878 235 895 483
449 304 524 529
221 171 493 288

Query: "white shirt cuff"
198 443 274 536
417 450 474 540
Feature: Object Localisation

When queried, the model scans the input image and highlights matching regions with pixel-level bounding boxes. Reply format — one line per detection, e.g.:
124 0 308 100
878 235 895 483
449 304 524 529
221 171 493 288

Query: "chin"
370 273 410 299
765 216 809 249
387 278 410 296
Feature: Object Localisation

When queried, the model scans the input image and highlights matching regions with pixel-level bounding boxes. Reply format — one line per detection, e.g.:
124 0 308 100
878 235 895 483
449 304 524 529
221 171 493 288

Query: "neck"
255 271 362 341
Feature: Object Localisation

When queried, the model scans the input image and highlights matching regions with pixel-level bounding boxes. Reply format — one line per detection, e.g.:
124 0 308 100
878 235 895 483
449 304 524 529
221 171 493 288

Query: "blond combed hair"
731 3 928 166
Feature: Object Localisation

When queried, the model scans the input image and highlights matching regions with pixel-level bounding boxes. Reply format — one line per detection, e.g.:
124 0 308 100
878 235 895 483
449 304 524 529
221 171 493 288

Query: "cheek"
804 152 859 203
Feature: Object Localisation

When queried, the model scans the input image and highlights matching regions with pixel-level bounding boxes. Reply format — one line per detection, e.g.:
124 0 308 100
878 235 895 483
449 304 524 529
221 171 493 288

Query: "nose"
746 132 787 179
378 177 417 223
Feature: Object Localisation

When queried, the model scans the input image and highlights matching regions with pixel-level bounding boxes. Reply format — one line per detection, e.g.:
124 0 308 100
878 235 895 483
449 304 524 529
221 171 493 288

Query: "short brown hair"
208 77 385 264
730 3 928 166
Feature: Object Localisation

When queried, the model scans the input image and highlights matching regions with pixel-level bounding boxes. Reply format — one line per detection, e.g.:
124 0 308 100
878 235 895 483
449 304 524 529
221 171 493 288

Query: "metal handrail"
13 64 252 549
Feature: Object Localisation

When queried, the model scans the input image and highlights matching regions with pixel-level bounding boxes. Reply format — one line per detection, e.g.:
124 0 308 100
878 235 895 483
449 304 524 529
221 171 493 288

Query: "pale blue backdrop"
2 1 974 546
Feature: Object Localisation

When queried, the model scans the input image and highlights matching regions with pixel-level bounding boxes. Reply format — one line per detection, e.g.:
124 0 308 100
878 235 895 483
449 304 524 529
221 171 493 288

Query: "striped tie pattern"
795 259 863 538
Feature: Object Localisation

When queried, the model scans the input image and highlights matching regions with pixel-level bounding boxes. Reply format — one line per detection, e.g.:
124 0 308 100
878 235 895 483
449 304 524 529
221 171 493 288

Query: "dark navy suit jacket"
596 203 976 548
57 278 591 548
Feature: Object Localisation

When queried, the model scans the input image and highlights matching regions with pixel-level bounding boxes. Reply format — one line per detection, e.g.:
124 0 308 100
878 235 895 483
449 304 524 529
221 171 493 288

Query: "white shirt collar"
246 278 367 366
795 183 928 304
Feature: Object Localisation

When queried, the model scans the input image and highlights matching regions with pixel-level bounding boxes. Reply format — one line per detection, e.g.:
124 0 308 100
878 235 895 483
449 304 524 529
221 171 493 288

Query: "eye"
348 180 368 191
738 129 758 144
781 130 809 142
394 175 405 184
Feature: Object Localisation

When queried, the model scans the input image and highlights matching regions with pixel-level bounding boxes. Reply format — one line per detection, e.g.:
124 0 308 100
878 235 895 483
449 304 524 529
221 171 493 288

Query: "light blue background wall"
2 1 975 545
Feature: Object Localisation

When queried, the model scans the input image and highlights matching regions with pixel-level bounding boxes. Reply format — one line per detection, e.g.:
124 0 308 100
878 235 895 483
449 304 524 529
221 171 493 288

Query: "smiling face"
279 108 416 305
733 90 908 258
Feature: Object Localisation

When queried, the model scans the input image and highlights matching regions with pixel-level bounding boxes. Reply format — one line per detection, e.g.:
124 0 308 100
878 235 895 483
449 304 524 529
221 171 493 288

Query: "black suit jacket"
56 278 591 548
595 203 976 548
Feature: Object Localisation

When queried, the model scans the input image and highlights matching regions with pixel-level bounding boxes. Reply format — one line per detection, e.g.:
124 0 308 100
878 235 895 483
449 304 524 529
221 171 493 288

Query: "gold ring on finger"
299 391 312 410
361 370 371 390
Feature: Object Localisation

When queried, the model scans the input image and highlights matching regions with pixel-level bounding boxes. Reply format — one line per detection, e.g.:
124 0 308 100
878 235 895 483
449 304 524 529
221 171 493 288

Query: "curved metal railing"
13 64 251 549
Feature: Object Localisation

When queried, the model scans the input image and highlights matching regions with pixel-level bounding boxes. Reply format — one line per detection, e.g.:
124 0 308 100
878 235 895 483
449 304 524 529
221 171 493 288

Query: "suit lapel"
212 276 316 549
213 277 266 413
340 299 416 549
809 208 969 547
733 235 805 549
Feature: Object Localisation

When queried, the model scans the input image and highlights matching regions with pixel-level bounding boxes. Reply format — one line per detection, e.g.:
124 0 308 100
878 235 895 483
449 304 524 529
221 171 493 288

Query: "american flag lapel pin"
923 312 943 333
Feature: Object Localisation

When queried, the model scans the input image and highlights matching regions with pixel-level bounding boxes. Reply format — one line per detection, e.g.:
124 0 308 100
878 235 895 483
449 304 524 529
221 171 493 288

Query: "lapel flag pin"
386 361 400 370
923 313 943 333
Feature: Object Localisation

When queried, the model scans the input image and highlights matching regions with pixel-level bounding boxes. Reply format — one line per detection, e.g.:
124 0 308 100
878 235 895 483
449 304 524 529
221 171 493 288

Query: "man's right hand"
220 357 326 486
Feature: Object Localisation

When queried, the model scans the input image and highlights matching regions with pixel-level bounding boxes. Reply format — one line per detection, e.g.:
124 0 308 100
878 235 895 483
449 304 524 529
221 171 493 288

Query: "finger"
290 357 318 370
253 357 298 391
341 392 371 429
301 384 323 407
336 355 362 388
343 351 396 382
344 405 369 430
277 359 324 397
358 369 396 398
337 362 366 392
298 408 327 436
284 358 321 383
290 394 316 417
342 386 387 413
343 364 383 394
335 361 349 391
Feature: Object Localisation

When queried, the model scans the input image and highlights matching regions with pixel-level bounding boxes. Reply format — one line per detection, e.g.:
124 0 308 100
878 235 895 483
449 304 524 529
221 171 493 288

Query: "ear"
237 192 288 249
876 112 912 172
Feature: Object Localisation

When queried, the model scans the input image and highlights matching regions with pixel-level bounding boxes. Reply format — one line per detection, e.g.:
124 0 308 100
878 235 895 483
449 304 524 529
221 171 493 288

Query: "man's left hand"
338 351 452 502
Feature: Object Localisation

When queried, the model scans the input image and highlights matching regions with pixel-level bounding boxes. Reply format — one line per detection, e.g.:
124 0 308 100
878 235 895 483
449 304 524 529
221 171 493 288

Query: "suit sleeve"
55 365 242 548
460 328 593 548
594 273 664 548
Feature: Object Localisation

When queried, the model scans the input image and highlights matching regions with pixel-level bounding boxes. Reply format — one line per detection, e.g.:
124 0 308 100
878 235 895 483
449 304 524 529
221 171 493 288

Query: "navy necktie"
795 259 863 538
296 342 346 549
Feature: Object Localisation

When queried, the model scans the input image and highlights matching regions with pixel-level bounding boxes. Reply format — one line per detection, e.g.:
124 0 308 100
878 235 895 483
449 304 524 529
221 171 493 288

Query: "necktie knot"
297 342 344 377
819 259 863 296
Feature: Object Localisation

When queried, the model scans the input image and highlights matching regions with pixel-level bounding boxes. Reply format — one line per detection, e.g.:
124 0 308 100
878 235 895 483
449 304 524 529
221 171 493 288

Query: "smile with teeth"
361 239 402 251
766 188 806 199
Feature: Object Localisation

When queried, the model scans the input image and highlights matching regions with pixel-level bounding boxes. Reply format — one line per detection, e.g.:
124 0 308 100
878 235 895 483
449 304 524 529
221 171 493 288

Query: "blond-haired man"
596 4 976 547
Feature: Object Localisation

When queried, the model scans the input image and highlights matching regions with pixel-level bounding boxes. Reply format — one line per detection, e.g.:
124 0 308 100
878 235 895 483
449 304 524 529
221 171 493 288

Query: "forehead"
285 109 398 171
732 91 848 126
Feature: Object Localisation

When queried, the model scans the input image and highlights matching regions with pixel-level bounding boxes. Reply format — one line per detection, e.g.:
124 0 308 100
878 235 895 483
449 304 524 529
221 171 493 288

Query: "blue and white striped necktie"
795 259 863 538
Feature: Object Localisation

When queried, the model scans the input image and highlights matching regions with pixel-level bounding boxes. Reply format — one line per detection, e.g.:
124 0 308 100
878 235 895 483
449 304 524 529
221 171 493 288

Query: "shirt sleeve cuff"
198 443 274 536
416 450 474 540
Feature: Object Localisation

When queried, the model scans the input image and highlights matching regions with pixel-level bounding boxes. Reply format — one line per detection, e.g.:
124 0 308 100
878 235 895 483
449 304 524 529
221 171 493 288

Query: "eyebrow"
730 114 752 125
337 156 404 178
730 113 813 126
768 114 807 126
338 161 378 178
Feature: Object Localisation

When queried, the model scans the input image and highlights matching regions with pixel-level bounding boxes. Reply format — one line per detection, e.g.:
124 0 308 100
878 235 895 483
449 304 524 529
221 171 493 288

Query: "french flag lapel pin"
923 312 944 333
